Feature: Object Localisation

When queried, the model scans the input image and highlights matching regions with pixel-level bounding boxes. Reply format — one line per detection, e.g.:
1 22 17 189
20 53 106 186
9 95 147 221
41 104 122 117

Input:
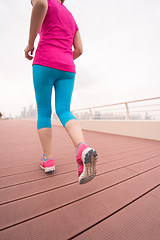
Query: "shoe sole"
79 147 98 184
40 165 55 173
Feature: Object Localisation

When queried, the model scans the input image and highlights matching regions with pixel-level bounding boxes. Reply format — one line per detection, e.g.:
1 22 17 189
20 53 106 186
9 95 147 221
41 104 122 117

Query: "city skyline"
2 97 158 121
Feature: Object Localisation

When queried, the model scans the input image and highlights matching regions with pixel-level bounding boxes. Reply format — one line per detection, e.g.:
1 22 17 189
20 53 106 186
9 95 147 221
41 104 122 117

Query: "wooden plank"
0 148 159 189
0 165 159 233
0 120 160 240
0 166 159 239
0 163 76 188
75 186 160 240
1 120 159 170
0 155 160 205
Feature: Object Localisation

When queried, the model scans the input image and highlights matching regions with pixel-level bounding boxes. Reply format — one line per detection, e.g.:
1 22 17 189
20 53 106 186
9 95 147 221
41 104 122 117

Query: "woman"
24 0 98 184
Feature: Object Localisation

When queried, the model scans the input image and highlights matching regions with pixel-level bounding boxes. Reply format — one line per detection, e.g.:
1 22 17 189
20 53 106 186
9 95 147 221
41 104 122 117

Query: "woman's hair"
61 0 63 4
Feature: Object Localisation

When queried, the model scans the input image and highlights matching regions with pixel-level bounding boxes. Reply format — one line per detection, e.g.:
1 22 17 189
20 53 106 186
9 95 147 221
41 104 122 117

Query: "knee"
38 106 52 118
37 106 52 129
55 106 77 128
55 106 68 118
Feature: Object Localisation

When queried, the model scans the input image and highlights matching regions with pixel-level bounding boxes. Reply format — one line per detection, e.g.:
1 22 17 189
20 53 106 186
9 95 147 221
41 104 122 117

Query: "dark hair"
61 0 63 4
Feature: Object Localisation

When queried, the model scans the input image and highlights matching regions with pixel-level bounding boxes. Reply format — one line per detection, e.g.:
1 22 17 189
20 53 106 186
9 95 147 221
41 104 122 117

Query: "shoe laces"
41 154 46 162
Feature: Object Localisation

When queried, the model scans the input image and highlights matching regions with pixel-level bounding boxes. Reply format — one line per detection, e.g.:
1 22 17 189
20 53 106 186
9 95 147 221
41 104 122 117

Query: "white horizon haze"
0 0 160 118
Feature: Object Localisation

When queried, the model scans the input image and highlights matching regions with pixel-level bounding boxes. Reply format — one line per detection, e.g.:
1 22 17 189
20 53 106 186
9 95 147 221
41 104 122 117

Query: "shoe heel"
79 171 97 184
79 147 98 184
45 166 55 173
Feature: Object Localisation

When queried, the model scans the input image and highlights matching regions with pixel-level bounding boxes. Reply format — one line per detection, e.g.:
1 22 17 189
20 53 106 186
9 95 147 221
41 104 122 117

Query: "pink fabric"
32 0 79 73
78 165 83 177
40 159 55 168
76 144 90 161
76 143 90 177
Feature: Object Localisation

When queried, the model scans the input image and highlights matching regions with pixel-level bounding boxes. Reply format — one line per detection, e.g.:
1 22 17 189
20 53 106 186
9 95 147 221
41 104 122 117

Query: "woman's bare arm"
73 30 83 60
28 0 48 45
24 0 48 60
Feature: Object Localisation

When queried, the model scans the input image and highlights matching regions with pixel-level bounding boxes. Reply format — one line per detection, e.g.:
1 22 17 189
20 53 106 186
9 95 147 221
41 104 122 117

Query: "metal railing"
52 97 160 121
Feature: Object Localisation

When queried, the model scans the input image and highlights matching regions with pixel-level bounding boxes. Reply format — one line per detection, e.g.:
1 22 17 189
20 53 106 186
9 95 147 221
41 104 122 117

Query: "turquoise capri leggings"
32 64 77 130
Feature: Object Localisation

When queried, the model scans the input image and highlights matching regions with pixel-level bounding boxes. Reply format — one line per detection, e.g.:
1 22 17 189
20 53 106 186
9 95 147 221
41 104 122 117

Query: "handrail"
71 97 160 112
69 97 160 121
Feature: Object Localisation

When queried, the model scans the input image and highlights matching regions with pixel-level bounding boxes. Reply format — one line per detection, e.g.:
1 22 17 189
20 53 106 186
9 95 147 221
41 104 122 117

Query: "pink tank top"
32 0 79 73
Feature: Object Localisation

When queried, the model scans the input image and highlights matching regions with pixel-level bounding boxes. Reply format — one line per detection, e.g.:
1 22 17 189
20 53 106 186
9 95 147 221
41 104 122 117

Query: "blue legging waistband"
32 64 77 130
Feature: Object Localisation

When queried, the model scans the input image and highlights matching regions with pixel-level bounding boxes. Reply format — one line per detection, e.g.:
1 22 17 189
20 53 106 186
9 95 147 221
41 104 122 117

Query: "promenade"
0 119 160 239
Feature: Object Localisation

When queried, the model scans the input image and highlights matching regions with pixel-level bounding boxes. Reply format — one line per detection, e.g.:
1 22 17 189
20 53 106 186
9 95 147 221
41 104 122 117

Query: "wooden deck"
0 119 160 240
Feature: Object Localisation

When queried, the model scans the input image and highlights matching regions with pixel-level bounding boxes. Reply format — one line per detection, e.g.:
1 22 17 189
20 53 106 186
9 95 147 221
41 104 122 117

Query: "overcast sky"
0 0 160 118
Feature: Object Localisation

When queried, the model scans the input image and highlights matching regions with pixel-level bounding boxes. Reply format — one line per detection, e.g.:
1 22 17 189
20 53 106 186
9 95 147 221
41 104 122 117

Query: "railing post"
89 108 93 119
125 103 130 120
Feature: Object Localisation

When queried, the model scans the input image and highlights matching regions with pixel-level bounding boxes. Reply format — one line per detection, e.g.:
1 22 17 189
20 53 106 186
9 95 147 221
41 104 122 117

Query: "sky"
0 0 160 118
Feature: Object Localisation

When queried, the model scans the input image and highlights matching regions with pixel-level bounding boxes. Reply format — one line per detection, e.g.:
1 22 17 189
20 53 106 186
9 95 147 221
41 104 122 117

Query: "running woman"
24 0 98 184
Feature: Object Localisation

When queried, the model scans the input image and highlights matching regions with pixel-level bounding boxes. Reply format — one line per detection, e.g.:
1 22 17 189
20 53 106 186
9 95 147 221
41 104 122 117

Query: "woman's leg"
64 119 85 148
54 70 98 184
54 72 85 148
32 65 54 159
37 128 53 159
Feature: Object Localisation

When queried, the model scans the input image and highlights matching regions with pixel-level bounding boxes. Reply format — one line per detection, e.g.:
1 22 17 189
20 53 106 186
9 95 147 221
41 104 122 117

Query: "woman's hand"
24 43 34 60
73 30 83 60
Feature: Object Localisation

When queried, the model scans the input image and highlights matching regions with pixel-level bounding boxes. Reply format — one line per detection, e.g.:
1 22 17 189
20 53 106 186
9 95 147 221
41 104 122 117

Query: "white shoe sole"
79 147 98 184
40 165 55 173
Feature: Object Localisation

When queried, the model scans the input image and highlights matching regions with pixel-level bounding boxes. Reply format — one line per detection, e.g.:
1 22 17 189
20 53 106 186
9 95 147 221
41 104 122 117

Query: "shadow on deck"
0 119 160 240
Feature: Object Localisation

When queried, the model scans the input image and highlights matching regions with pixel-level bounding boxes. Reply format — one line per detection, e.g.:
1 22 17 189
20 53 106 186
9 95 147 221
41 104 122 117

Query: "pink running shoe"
76 143 98 184
40 154 55 173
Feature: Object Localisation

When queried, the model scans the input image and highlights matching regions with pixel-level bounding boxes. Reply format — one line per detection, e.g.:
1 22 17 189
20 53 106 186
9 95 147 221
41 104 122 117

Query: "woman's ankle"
45 154 54 159
76 142 86 156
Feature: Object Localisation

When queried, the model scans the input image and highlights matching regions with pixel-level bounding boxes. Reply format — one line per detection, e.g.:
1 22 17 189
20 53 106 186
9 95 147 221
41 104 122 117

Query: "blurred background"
0 0 160 119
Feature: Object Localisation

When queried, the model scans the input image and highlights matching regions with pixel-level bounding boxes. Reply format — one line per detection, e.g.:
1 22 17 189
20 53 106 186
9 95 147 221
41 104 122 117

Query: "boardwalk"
0 119 160 240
